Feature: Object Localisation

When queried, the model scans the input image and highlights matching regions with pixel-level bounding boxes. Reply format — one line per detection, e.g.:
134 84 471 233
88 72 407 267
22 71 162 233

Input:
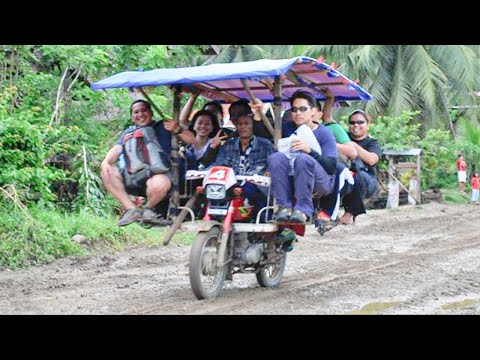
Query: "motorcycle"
185 166 299 300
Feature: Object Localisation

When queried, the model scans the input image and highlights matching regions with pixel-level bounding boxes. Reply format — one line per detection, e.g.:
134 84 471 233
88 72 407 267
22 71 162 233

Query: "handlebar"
185 170 208 180
236 174 271 187
185 170 270 187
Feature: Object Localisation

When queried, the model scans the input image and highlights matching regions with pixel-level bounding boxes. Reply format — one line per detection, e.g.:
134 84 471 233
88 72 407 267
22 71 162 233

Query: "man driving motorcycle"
209 101 276 221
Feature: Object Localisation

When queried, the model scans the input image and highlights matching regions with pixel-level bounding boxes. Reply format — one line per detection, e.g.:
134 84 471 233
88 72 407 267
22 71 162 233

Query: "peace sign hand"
210 130 228 149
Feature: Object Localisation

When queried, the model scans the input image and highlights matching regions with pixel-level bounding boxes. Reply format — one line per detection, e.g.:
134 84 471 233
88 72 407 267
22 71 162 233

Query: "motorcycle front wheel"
189 227 228 300
256 252 287 288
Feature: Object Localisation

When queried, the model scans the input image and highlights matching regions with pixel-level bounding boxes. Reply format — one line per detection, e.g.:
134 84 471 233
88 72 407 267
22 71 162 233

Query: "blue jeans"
241 182 271 222
355 171 377 199
268 152 335 216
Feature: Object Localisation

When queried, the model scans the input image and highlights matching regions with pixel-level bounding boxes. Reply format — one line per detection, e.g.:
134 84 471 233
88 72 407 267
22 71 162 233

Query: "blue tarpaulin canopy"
91 56 373 105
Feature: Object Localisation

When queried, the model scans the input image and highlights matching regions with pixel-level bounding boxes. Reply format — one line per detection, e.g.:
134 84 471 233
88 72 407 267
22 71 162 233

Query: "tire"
189 227 228 299
256 252 287 288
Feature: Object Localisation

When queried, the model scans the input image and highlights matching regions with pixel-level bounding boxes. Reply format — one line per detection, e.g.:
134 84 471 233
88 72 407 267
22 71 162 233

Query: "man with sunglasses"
341 109 383 224
268 91 338 224
313 93 366 225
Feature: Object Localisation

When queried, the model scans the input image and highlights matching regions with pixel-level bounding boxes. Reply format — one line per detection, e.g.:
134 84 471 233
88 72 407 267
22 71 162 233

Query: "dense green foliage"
0 45 205 211
0 45 206 268
367 112 457 189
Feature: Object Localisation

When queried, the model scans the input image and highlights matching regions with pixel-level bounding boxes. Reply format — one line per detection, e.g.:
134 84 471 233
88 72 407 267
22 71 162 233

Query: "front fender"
196 220 223 233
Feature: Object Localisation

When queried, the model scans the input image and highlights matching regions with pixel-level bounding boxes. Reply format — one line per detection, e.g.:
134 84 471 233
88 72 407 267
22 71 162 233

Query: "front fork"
215 201 236 267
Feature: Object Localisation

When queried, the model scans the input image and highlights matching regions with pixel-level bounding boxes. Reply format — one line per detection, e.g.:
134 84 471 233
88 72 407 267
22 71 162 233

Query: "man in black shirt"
341 109 382 224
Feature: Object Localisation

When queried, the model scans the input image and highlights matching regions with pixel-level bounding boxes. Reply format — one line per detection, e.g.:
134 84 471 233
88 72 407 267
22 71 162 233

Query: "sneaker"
275 207 292 222
142 208 160 222
118 208 142 226
290 209 308 223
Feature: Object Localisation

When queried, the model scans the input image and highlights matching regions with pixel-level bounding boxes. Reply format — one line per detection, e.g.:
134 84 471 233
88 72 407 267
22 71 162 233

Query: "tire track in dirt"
125 230 480 314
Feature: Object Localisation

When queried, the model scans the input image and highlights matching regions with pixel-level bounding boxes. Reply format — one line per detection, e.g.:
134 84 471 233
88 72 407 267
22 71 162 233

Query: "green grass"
441 188 470 204
0 203 195 270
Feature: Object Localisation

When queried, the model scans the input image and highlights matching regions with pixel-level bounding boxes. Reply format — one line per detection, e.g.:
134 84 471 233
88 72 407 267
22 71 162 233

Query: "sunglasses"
291 106 311 113
349 120 367 125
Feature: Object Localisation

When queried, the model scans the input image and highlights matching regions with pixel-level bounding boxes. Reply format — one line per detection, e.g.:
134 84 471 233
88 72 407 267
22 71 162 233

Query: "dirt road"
1 202 480 314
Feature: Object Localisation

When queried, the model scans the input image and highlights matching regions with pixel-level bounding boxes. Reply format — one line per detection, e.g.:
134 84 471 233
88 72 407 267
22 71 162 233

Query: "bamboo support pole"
240 79 275 137
163 193 199 246
273 76 283 147
139 88 167 119
167 86 181 222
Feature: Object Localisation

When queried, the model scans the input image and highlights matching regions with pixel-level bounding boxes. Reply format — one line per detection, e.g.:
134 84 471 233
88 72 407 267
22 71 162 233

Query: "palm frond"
212 45 236 63
348 45 382 74
387 46 414 115
430 45 478 88
458 117 480 145
404 45 447 112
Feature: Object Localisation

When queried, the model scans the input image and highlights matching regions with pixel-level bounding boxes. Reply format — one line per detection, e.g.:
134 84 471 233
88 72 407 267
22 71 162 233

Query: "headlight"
205 184 226 200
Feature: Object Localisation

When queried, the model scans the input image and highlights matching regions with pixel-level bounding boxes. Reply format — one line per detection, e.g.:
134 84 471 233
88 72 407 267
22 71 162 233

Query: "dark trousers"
242 182 271 222
355 171 377 199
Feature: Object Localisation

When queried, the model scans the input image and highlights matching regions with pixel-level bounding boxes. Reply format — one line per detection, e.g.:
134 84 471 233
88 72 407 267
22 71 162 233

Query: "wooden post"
168 86 181 222
387 169 420 204
240 79 275 138
416 154 422 203
273 76 283 147
388 156 394 184
163 193 199 246
408 179 419 205
386 180 399 208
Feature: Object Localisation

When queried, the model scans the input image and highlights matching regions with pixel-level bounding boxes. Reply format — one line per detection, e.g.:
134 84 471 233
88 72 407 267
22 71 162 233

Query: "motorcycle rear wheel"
256 252 287 288
189 227 228 299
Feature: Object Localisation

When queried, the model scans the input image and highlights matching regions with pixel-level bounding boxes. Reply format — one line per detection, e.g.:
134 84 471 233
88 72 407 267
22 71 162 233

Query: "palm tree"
209 45 309 64
306 45 480 129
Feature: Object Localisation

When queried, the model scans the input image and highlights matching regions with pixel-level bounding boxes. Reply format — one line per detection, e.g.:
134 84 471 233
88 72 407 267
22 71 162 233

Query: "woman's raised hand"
210 129 229 148
163 119 178 132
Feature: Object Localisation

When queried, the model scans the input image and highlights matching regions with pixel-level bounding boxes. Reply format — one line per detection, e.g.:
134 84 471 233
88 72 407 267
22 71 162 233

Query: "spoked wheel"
189 227 228 299
256 251 287 288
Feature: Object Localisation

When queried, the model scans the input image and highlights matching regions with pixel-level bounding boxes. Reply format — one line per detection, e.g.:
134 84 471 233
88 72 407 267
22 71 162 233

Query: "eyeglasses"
349 120 367 125
291 106 311 113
